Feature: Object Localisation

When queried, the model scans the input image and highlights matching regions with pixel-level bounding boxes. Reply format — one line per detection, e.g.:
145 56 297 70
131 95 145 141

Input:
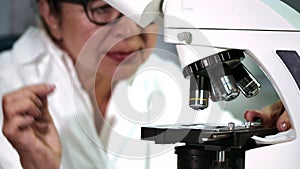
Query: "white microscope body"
162 1 300 169
104 0 300 168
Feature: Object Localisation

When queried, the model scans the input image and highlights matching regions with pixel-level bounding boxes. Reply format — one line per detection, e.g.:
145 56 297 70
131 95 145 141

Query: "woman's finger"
4 84 55 102
3 98 42 120
244 109 276 128
244 109 262 122
276 110 291 132
3 115 35 140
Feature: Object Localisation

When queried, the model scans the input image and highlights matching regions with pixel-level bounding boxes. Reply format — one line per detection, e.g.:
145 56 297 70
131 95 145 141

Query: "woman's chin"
112 66 139 82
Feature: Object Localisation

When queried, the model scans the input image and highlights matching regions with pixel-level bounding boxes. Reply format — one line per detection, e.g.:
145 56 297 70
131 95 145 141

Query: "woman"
1 0 157 168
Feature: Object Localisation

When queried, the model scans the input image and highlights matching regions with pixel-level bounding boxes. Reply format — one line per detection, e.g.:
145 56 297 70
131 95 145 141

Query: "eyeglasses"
59 0 123 25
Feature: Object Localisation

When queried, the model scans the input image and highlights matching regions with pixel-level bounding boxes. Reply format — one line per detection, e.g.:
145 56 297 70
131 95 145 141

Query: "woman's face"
42 0 158 81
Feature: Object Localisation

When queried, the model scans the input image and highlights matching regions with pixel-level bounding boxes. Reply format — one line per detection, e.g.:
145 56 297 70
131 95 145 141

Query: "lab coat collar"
12 26 64 65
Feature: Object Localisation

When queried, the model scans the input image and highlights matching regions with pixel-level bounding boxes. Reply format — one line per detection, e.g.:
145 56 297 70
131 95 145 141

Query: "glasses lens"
87 1 121 24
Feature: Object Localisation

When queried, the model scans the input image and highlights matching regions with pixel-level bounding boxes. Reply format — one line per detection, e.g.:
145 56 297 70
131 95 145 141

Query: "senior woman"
0 0 157 168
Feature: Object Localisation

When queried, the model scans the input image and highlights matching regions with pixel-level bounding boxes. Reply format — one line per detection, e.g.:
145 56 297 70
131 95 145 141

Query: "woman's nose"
112 16 142 38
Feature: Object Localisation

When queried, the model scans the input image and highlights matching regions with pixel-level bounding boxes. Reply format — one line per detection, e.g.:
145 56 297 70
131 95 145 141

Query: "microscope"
104 0 300 168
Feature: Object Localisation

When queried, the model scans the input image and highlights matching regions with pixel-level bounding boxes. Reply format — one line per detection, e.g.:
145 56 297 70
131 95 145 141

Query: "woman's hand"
2 84 61 169
244 100 291 132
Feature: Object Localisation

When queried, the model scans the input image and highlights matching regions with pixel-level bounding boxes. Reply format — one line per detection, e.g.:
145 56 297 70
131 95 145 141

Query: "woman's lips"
106 51 135 62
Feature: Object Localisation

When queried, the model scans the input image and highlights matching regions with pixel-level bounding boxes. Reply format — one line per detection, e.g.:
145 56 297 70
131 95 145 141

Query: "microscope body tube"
103 0 162 27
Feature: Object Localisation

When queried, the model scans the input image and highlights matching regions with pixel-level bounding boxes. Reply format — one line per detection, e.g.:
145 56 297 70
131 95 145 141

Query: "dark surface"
0 35 19 52
277 50 300 91
282 0 300 12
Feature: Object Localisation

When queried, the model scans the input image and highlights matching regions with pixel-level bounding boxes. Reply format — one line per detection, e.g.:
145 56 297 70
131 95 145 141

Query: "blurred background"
0 0 299 120
0 0 37 37
1 0 299 37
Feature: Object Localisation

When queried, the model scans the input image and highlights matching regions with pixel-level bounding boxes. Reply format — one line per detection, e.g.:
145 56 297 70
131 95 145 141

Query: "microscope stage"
141 123 278 148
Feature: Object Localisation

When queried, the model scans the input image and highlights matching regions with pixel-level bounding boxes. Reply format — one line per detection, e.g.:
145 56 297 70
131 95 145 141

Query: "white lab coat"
0 26 241 169
0 27 108 169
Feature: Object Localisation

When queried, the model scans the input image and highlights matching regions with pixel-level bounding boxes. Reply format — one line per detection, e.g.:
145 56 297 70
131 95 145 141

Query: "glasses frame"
58 0 123 25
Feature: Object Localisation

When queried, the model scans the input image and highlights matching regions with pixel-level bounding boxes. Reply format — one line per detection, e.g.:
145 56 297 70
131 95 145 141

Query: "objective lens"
232 63 261 98
208 63 239 102
189 75 210 110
